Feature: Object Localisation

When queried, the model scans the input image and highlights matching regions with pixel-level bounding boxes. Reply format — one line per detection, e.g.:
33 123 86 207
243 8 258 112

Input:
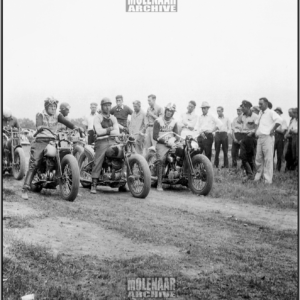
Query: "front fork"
185 147 195 177
55 149 63 182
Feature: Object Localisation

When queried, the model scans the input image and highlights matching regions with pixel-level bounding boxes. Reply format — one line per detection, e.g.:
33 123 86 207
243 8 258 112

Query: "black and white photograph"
2 0 298 299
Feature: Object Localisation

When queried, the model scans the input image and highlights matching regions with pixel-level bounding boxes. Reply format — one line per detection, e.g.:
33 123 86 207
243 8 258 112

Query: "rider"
21 97 83 200
57 102 71 131
3 107 20 129
153 103 179 192
90 97 120 194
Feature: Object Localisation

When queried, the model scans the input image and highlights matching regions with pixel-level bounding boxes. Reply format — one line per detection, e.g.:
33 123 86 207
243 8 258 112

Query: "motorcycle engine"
102 159 124 181
168 166 181 180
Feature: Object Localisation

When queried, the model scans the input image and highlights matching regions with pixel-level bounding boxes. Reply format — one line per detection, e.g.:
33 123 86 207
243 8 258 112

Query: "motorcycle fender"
84 145 95 158
13 145 23 151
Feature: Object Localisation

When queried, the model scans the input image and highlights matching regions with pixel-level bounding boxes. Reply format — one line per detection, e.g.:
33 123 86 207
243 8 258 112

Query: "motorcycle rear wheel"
127 154 151 198
78 150 94 188
188 154 214 196
59 154 80 201
12 147 26 180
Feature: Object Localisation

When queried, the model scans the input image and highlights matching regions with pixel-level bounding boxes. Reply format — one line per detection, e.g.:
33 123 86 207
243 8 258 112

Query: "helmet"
44 97 59 109
59 102 71 111
101 98 112 106
3 107 12 118
165 103 176 112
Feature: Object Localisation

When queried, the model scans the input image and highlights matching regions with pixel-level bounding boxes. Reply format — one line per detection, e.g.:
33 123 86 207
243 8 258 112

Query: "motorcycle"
78 133 151 198
3 126 26 180
58 128 86 161
30 128 81 201
147 133 214 195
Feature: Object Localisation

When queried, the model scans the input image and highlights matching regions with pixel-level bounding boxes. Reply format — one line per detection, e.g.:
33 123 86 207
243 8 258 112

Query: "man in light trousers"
254 98 282 184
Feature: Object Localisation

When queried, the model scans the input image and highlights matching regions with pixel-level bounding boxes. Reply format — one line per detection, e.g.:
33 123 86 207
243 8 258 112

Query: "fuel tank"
44 141 57 157
105 144 124 159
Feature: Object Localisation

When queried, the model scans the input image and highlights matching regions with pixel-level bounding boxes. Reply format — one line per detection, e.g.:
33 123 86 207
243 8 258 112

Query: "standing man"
238 100 258 181
251 106 260 115
144 94 164 156
254 98 282 184
83 102 98 145
179 100 198 138
153 103 179 192
231 106 243 168
128 100 147 155
284 108 295 171
285 108 298 170
110 95 133 132
273 107 288 171
214 106 231 168
90 98 120 194
196 102 221 161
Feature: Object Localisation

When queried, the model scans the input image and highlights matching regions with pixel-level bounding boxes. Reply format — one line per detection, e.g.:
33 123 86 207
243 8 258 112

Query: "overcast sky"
3 0 297 123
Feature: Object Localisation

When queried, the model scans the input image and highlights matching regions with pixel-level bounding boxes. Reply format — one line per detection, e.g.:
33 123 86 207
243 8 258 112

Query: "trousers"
155 143 170 164
197 133 214 161
240 133 256 178
254 135 274 184
214 132 228 168
274 132 284 171
144 126 156 155
133 134 145 155
231 132 243 167
88 130 95 145
91 138 116 178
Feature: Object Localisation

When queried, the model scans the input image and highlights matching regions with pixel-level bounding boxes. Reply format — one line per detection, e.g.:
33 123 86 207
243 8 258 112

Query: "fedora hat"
200 101 210 108
274 107 283 114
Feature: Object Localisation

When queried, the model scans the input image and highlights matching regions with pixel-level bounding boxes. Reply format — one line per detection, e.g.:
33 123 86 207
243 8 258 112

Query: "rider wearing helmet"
153 103 179 192
90 97 120 194
21 97 83 200
3 107 20 129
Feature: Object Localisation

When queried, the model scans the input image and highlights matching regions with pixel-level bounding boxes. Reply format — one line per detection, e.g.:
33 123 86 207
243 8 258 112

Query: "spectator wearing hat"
231 106 243 168
179 100 198 139
110 95 133 133
83 102 98 145
273 107 288 171
285 107 298 170
196 102 222 161
214 106 231 168
284 108 296 171
128 100 147 155
254 98 282 184
144 94 164 156
238 100 259 181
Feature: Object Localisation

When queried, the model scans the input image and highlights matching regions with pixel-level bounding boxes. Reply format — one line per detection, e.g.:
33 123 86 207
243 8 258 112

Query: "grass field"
2 148 298 300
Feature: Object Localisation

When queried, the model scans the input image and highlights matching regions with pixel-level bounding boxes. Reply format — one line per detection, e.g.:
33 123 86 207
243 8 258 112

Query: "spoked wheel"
188 154 214 196
146 151 158 187
59 154 80 201
78 150 94 188
31 172 43 193
12 147 26 180
127 154 151 198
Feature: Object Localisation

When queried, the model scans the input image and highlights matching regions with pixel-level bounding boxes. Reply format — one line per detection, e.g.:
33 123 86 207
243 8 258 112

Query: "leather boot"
157 163 163 192
243 162 254 181
21 170 35 200
90 178 98 194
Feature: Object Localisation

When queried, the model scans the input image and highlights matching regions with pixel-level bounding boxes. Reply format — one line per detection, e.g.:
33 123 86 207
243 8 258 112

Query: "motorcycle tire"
188 154 214 196
73 144 84 162
78 150 94 188
59 154 80 202
146 151 158 187
127 154 151 199
12 147 26 180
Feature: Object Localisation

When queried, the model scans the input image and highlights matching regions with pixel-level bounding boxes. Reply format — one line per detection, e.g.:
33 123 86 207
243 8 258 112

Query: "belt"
216 131 228 134
275 131 284 136
147 124 154 127
96 136 115 141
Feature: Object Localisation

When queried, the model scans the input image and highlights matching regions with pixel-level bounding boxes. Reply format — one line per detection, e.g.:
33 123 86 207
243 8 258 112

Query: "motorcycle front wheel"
188 154 214 196
127 154 151 199
12 147 26 180
78 150 94 188
59 154 80 201
73 144 84 162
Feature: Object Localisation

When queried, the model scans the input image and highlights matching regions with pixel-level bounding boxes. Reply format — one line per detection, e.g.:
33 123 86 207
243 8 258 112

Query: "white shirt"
255 108 282 136
276 118 288 133
83 112 98 130
216 116 231 133
180 111 198 138
288 118 298 134
196 114 222 135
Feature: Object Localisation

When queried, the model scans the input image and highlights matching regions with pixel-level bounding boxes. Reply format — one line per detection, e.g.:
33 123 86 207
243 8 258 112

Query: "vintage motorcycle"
30 128 81 201
78 133 151 198
147 133 214 195
3 126 26 180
